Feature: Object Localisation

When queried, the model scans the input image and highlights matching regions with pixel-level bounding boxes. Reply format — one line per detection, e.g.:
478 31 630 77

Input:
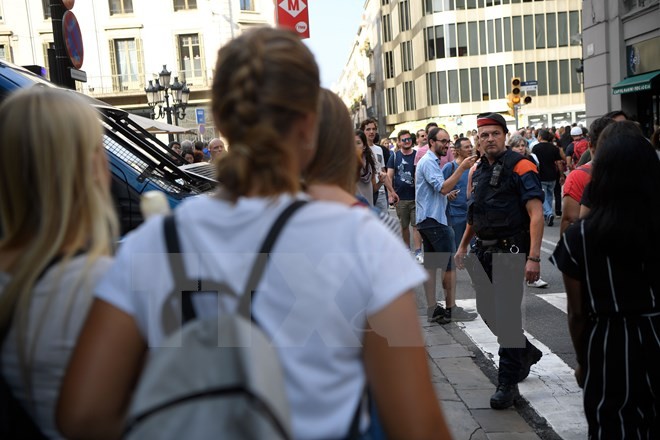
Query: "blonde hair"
0 87 118 394
304 89 357 194
212 27 320 201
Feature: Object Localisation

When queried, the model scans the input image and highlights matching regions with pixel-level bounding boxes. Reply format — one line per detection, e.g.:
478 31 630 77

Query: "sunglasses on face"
401 137 412 142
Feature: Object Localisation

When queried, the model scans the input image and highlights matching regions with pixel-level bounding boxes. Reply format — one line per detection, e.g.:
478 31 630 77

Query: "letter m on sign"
276 0 310 39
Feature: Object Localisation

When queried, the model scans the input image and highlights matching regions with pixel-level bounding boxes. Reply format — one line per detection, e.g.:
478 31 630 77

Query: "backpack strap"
237 200 308 321
163 215 198 323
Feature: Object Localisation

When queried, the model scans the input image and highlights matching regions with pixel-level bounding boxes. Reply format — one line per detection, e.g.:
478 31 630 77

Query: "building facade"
337 0 587 136
582 0 659 137
0 0 275 138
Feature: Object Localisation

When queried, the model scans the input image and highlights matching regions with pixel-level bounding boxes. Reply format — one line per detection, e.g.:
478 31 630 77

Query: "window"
448 70 459 103
479 21 487 55
512 16 522 50
403 80 416 111
557 12 568 47
468 22 478 55
401 41 413 72
546 14 557 48
489 66 497 100
42 0 51 19
456 0 466 9
109 38 143 92
382 14 392 42
384 51 394 79
447 24 457 57
459 69 469 102
439 71 448 104
42 42 53 80
503 17 512 52
0 44 11 62
240 0 254 11
381 0 390 5
399 0 411 32
525 62 536 87
177 34 204 83
571 58 582 93
109 0 133 15
481 66 489 100
424 0 445 14
548 60 559 94
386 87 398 114
470 68 481 102
494 19 503 52
535 14 545 49
425 25 445 60
523 15 534 50
569 11 580 46
536 61 547 95
486 20 494 53
497 65 505 99
427 73 439 105
559 59 570 93
457 23 467 56
514 62 523 79
173 0 197 11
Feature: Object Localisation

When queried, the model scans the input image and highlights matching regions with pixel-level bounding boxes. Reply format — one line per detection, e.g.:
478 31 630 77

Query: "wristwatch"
526 256 541 263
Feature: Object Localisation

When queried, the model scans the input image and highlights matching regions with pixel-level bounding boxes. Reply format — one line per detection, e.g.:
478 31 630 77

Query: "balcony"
76 74 209 99
367 73 376 87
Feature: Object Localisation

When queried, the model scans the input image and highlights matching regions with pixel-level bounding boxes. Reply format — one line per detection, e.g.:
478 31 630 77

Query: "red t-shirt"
562 163 592 202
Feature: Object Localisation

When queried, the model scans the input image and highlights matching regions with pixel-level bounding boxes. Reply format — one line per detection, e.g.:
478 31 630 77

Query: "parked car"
0 61 216 235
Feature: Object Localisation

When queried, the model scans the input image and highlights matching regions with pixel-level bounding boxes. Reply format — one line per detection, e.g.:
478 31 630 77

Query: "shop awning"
612 70 660 95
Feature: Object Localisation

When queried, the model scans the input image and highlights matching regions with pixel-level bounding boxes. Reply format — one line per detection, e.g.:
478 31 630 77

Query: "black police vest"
468 149 531 239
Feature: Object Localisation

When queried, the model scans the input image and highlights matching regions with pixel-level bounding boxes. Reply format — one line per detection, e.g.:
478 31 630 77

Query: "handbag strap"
163 200 308 323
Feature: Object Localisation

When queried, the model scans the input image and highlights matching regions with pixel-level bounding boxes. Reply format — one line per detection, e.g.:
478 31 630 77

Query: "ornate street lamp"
144 64 190 142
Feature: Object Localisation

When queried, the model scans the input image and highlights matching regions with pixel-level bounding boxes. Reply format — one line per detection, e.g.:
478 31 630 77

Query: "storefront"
611 36 660 137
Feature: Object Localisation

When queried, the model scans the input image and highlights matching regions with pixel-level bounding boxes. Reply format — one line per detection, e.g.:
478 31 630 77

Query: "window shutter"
109 39 118 92
197 33 206 86
136 36 144 83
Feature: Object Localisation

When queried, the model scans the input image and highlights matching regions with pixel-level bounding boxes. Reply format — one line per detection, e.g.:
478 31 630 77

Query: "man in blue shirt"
442 137 472 249
387 130 423 262
416 127 477 324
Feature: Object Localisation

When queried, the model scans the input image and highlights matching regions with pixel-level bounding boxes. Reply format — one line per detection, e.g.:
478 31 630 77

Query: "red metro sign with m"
276 0 310 39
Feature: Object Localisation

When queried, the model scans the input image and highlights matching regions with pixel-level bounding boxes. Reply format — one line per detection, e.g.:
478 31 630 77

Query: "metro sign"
276 0 310 39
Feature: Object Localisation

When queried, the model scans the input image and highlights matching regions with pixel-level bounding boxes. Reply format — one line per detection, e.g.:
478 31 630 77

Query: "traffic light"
523 95 532 105
507 77 522 116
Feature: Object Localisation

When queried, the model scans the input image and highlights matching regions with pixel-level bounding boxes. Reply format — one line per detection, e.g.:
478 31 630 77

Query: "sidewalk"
419 315 542 440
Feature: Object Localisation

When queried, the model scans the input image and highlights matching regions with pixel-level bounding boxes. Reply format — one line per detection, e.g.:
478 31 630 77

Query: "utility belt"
474 231 529 254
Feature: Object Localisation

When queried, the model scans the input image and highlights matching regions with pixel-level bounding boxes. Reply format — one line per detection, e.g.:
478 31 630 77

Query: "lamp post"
144 64 190 142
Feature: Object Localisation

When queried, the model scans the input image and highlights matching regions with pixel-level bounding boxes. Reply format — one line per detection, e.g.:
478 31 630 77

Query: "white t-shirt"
95 194 426 440
1 255 113 439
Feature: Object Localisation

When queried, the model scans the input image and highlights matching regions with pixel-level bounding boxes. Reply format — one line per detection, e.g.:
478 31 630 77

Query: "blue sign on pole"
195 108 205 124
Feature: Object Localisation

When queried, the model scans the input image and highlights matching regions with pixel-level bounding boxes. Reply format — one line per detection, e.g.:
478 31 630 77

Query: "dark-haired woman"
551 122 660 438
355 129 377 206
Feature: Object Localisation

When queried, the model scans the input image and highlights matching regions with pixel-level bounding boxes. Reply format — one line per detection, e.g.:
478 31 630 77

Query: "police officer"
455 112 545 409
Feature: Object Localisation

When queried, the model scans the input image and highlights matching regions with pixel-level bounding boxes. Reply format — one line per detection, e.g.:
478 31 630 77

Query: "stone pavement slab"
420 311 544 440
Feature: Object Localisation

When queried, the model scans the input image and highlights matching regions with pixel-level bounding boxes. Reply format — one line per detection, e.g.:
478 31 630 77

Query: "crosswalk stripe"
535 292 568 314
455 299 587 440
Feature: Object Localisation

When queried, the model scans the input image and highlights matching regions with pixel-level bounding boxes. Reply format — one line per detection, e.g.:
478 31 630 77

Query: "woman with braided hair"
57 28 449 440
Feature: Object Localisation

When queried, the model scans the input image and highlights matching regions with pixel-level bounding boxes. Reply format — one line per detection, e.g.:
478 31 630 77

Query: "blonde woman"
0 87 118 438
58 28 449 439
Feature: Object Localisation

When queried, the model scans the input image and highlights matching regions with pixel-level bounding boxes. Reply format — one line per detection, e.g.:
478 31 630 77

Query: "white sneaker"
527 278 549 288
414 249 424 264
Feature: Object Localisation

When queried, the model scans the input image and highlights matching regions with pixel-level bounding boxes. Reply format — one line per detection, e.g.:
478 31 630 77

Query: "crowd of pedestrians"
1 26 658 440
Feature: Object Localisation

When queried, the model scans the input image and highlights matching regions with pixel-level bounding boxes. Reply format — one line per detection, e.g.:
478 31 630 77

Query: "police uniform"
467 145 544 393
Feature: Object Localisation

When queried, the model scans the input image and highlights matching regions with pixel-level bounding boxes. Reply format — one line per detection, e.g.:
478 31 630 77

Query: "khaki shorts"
395 199 416 229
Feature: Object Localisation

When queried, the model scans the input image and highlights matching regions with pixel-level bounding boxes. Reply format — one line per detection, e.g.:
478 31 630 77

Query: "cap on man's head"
570 126 583 136
476 113 509 133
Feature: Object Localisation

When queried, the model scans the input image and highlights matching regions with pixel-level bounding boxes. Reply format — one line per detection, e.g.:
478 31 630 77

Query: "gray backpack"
123 201 307 440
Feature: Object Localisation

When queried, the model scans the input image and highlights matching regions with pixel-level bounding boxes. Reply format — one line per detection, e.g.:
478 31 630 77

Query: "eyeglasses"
434 138 450 144
401 137 412 142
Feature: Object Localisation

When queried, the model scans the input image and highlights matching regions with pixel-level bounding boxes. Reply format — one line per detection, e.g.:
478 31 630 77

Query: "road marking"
542 238 557 247
535 292 568 314
456 299 587 440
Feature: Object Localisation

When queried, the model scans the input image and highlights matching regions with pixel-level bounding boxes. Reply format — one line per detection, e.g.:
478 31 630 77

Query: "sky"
303 1 365 89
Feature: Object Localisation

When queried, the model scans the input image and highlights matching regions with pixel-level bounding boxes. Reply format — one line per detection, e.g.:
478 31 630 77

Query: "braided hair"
212 28 320 201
